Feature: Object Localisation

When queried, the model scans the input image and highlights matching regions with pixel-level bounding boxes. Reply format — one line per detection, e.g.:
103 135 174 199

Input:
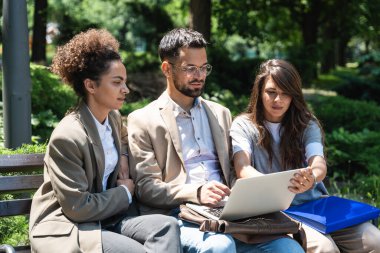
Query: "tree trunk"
321 24 338 74
338 37 349 66
321 40 338 74
31 0 48 64
300 0 321 78
189 0 211 42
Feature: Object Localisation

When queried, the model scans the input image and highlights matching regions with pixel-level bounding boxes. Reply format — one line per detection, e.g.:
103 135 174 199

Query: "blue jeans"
177 218 304 253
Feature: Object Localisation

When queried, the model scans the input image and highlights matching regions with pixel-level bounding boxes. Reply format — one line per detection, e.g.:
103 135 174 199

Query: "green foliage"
326 128 380 176
0 216 29 246
0 143 46 155
306 89 380 207
214 0 300 46
358 51 380 67
120 98 151 116
313 73 344 90
49 0 173 53
309 95 380 132
207 46 263 96
204 89 249 117
327 173 380 207
122 51 160 73
313 65 380 104
118 1 174 52
30 64 75 118
162 0 189 27
30 63 76 142
333 74 380 104
354 174 380 207
31 110 59 143
0 64 73 144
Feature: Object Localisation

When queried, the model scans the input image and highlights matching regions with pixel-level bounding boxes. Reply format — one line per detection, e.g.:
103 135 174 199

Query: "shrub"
353 174 380 207
120 98 151 116
333 75 380 104
326 174 380 207
312 72 347 91
0 143 46 155
204 89 249 117
30 64 76 142
326 128 380 177
30 64 76 119
121 51 161 73
320 63 380 104
0 215 29 246
309 95 380 132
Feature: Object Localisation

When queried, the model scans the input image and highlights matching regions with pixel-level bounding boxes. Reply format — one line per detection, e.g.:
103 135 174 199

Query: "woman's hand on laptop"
288 168 315 194
198 181 231 207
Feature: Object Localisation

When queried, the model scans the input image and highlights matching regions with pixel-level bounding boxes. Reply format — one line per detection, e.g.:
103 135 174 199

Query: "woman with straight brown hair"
230 59 380 253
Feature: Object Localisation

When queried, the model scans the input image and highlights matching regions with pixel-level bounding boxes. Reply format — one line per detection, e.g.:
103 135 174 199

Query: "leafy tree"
318 0 380 73
357 0 380 53
48 0 173 53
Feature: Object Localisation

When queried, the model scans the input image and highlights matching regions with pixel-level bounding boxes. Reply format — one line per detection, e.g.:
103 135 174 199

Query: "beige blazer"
128 92 235 215
29 103 130 253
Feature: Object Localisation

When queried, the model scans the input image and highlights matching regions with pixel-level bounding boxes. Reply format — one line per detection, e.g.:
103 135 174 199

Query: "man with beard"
127 28 304 253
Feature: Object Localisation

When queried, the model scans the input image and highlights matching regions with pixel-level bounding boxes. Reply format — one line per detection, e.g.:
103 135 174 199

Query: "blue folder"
284 196 380 234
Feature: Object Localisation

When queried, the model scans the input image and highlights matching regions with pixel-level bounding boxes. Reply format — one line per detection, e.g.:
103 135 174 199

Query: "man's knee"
202 233 236 253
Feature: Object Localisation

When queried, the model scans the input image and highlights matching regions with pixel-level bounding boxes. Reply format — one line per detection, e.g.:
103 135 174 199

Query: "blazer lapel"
202 101 229 182
78 103 104 192
158 93 185 166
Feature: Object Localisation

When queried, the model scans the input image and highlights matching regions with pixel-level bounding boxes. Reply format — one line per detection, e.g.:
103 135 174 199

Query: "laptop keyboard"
204 207 224 218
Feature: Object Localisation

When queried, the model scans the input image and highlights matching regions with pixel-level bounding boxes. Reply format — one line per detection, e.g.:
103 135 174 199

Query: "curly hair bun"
51 29 120 87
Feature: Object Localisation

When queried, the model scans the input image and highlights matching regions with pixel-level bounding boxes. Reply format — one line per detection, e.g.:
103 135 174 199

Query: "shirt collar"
169 96 203 117
86 105 111 133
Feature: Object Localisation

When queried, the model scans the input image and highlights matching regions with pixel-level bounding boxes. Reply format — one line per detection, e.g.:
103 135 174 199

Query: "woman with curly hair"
230 59 380 252
29 29 181 253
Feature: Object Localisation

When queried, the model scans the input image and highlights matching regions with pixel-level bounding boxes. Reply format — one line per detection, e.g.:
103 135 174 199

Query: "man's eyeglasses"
169 62 213 76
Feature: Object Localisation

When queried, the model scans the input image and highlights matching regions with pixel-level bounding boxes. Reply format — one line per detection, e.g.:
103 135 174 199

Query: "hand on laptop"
289 168 315 194
199 181 231 207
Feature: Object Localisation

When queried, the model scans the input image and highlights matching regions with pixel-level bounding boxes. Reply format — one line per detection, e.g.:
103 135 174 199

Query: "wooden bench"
0 153 378 253
0 154 44 253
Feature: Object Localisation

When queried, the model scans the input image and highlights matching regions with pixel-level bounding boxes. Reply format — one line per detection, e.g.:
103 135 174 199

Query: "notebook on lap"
186 169 298 221
284 196 380 234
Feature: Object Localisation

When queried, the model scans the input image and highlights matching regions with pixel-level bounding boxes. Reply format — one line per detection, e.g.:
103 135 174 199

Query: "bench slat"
0 154 44 173
0 154 43 251
0 175 43 193
0 199 32 216
13 245 30 253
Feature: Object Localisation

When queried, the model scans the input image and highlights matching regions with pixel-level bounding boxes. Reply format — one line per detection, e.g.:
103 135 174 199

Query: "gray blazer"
128 92 236 215
29 102 130 253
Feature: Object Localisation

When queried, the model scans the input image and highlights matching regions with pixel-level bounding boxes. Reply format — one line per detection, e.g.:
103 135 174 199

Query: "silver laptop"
186 169 298 221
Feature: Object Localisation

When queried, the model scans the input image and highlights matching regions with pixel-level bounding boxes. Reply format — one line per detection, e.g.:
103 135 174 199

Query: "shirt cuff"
120 185 133 204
